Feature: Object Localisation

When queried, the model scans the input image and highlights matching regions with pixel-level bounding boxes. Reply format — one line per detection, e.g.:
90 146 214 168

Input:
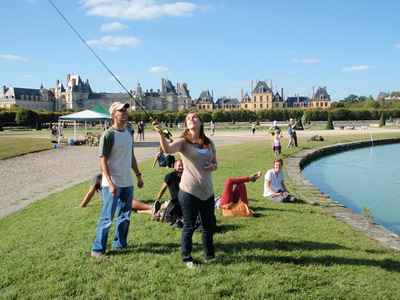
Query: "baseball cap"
109 102 130 114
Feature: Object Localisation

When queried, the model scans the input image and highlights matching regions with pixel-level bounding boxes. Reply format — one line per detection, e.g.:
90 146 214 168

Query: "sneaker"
205 256 221 263
251 171 262 182
152 200 161 215
90 252 110 259
185 261 196 269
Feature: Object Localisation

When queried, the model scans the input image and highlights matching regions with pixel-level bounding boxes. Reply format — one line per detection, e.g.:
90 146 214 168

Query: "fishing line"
47 0 154 122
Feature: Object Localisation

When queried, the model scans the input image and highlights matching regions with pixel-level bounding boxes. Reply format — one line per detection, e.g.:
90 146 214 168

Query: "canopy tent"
90 103 110 115
58 110 112 144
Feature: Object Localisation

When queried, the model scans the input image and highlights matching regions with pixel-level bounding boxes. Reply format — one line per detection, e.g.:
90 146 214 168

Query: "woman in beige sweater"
153 111 218 269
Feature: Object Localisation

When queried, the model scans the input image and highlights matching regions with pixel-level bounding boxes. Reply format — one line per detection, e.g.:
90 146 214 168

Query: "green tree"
379 113 385 127
344 94 359 103
326 113 334 130
15 109 38 126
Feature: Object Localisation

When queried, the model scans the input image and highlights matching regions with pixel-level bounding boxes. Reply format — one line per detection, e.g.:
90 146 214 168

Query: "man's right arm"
156 182 168 200
101 156 116 196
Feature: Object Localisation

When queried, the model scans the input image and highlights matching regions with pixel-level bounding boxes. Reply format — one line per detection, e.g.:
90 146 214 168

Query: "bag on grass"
221 202 253 217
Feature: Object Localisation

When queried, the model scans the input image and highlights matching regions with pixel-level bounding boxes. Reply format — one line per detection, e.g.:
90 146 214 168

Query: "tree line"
1 107 400 128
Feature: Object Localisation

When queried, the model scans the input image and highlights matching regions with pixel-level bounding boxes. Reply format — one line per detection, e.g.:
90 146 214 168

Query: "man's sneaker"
205 256 221 263
152 200 161 215
185 261 196 269
90 252 110 259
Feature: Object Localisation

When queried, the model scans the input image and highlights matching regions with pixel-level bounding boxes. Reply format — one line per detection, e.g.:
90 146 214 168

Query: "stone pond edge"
286 137 400 251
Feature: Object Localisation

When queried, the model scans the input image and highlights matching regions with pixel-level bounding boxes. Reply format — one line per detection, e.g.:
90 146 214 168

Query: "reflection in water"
302 143 400 235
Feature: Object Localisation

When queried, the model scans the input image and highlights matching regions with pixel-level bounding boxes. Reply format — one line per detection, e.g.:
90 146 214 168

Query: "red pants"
220 177 251 206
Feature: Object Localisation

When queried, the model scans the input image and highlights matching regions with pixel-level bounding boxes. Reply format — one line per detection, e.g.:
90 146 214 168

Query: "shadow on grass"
217 240 400 272
109 242 180 255
216 224 243 233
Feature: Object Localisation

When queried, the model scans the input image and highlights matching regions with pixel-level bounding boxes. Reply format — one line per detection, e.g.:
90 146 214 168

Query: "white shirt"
263 169 285 197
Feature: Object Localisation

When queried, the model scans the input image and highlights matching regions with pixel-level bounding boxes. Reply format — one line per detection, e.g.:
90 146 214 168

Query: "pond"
302 143 400 235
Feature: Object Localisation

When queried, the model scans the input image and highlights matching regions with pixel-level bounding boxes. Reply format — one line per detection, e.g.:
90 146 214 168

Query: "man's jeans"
92 186 134 253
178 190 215 262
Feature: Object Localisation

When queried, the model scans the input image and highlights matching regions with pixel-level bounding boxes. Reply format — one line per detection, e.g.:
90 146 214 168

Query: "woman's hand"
152 121 163 135
204 162 217 171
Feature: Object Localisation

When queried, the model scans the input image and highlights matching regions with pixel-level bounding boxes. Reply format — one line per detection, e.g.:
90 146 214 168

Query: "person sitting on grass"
219 171 262 208
152 146 175 168
263 158 296 203
77 173 161 214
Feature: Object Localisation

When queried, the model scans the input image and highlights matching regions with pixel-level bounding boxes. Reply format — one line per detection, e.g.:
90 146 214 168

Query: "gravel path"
1 128 399 218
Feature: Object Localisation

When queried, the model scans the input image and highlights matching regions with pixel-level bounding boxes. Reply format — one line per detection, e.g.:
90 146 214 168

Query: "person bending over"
263 158 296 203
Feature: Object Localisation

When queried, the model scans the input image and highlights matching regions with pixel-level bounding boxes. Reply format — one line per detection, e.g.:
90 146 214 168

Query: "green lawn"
0 137 53 159
0 133 399 299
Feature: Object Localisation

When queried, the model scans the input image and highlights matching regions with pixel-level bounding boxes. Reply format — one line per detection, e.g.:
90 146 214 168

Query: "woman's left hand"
204 162 216 171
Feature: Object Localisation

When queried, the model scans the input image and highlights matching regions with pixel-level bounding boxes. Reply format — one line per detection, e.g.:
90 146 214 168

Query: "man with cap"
91 102 144 258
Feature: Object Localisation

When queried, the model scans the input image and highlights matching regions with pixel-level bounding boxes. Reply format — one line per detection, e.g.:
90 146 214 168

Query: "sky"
1 0 400 101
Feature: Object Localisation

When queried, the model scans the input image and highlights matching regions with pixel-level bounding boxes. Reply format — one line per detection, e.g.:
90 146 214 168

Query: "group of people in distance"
270 118 299 156
86 102 296 268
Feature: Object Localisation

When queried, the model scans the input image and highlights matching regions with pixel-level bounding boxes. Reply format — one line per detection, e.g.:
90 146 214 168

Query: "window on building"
260 104 263 108
254 104 256 108
260 95 263 102
245 104 247 109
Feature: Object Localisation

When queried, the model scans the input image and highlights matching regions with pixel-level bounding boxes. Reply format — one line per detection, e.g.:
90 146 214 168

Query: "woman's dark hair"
181 111 211 149
273 158 283 167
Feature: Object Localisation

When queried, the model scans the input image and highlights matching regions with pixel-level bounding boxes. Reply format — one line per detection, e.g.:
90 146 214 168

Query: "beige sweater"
178 138 215 200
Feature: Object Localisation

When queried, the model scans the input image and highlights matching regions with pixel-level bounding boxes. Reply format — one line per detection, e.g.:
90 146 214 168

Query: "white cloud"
81 0 200 20
292 58 321 64
148 66 171 73
22 74 33 78
101 21 128 31
341 65 375 72
0 54 28 61
394 44 400 49
86 35 141 50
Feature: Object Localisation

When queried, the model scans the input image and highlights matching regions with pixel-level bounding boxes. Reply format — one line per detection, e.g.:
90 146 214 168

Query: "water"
302 143 400 235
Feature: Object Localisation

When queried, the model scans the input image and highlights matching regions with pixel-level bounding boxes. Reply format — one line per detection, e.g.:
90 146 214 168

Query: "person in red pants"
220 171 262 207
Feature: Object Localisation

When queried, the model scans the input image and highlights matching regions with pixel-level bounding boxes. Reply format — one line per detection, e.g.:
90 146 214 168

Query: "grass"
0 137 53 159
0 132 400 299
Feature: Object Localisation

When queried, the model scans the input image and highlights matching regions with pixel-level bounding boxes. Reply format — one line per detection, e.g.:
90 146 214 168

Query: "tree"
379 113 385 127
15 109 38 126
344 94 359 103
326 113 334 130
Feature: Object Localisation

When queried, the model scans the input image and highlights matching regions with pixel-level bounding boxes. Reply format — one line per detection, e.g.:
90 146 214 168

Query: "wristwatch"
136 173 142 177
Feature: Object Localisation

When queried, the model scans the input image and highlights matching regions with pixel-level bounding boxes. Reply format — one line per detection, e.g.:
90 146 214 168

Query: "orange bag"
221 202 253 217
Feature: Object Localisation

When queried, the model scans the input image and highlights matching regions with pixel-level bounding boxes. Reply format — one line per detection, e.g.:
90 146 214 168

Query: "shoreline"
286 137 400 250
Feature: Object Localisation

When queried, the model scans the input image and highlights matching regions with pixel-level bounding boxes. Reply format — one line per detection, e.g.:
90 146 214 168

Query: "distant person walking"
252 123 256 135
91 102 144 259
135 121 142 142
210 120 215 136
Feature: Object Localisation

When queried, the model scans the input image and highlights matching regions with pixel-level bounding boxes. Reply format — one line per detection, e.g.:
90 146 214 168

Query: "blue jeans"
178 190 215 262
91 185 134 253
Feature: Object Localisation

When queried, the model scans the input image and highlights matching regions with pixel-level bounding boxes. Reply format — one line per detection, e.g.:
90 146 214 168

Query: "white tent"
58 110 112 143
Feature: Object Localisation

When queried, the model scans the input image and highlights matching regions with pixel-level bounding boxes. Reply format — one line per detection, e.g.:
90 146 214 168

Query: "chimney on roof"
72 78 76 87
177 83 180 91
251 80 254 92
281 88 284 100
161 78 164 89
56 79 60 87
241 89 243 101
312 86 315 100
270 80 273 91
157 89 160 93
3 86 7 94
212 90 214 101
67 74 71 83
183 82 187 89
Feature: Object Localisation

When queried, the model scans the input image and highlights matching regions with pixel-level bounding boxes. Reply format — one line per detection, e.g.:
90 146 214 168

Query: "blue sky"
1 0 400 101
